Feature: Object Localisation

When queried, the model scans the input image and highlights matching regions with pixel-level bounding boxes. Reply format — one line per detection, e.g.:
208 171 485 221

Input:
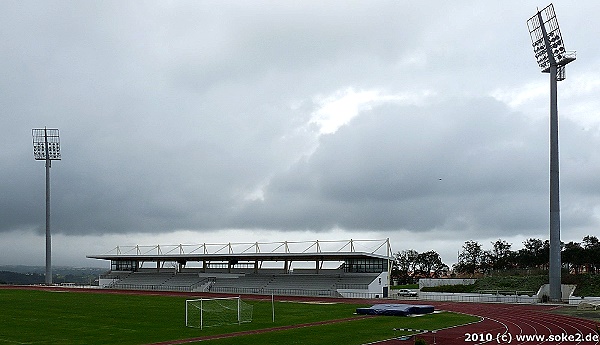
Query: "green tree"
517 238 548 269
491 239 514 271
454 240 483 275
393 249 419 284
582 235 600 273
562 241 584 274
415 250 449 278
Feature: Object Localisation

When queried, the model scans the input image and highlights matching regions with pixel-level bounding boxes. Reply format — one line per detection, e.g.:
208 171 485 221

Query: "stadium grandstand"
87 239 392 298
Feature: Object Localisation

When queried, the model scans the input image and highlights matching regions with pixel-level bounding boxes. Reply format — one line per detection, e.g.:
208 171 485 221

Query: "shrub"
570 274 600 297
475 275 547 292
414 338 428 345
421 284 476 293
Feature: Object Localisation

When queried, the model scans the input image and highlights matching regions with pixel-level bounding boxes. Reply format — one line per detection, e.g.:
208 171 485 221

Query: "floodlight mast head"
33 128 61 162
32 127 61 285
527 3 576 80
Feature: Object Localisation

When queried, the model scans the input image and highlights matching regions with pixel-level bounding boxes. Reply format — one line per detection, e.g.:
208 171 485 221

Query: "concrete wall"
538 284 576 302
419 291 539 303
338 271 389 299
368 272 389 293
419 284 578 304
98 277 119 288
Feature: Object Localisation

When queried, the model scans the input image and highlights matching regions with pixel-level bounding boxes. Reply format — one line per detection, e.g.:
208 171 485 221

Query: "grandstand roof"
87 239 392 263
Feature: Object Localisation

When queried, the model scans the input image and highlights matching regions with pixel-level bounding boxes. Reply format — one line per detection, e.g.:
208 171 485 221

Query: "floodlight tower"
527 4 575 302
32 127 61 285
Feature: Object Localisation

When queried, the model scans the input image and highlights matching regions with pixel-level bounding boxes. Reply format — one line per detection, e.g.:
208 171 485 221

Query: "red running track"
376 301 600 345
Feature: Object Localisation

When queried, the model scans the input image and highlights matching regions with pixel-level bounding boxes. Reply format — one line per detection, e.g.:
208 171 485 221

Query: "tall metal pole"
537 10 561 302
528 5 575 302
548 63 561 301
44 128 52 285
33 127 60 285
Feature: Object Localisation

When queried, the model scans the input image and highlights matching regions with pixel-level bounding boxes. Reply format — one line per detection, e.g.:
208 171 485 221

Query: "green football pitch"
0 288 478 345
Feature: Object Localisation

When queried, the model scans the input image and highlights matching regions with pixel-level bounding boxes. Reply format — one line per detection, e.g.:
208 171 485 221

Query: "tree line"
392 235 600 283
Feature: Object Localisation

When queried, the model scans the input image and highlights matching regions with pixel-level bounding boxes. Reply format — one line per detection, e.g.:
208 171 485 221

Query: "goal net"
185 297 253 329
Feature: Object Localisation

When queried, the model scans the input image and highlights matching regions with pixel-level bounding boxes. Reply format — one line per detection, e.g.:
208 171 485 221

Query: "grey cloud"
233 97 593 237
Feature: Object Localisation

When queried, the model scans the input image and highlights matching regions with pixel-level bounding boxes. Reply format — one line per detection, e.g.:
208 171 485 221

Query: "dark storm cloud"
233 96 598 237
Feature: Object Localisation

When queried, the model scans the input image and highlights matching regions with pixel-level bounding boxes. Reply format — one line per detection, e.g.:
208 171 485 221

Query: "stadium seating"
107 270 381 297
110 272 209 292
208 272 380 297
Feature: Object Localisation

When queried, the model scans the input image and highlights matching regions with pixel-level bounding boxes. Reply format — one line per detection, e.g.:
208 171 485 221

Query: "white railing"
102 239 392 258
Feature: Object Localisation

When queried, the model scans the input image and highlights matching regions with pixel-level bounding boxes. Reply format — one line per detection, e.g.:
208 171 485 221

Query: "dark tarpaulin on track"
355 304 434 316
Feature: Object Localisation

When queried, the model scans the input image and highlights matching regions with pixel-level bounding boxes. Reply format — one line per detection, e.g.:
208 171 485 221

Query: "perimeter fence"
419 291 539 304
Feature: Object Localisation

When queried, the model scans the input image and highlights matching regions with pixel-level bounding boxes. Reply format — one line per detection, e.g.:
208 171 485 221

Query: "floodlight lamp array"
32 128 61 160
531 31 567 71
527 3 575 73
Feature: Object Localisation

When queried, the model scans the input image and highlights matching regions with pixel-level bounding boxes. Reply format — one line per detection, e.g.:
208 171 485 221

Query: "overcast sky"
1 1 599 268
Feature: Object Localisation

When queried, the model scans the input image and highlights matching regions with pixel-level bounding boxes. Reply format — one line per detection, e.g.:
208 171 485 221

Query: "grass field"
0 288 478 345
550 304 600 323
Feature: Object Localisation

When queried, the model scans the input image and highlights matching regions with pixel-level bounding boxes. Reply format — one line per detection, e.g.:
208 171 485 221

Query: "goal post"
185 296 253 329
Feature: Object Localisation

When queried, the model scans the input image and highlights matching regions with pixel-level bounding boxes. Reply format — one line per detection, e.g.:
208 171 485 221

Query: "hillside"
0 266 106 285
421 274 600 297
